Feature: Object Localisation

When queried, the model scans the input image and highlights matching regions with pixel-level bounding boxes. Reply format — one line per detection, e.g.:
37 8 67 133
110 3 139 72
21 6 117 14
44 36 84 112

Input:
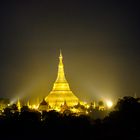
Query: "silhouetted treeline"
0 96 140 140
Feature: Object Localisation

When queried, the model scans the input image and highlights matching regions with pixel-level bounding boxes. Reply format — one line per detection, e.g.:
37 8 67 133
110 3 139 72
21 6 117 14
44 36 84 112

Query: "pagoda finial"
17 98 21 111
27 100 30 107
59 49 63 60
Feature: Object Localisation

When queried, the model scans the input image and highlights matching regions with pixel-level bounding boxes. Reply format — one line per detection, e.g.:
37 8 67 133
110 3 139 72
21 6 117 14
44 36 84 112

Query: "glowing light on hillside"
106 100 113 108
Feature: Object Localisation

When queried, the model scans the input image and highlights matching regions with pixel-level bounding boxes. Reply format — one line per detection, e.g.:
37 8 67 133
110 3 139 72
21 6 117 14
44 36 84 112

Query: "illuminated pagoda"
38 99 50 111
17 98 21 112
45 51 79 108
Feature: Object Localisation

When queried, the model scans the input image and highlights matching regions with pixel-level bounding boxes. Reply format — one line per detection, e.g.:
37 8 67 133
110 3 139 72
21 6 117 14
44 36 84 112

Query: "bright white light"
106 100 113 108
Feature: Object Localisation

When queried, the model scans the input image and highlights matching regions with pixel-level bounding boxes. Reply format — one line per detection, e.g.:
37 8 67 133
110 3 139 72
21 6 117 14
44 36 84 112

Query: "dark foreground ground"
0 96 140 140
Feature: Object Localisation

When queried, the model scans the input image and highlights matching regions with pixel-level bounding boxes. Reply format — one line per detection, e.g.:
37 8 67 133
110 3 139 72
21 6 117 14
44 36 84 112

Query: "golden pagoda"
45 51 79 108
17 98 21 112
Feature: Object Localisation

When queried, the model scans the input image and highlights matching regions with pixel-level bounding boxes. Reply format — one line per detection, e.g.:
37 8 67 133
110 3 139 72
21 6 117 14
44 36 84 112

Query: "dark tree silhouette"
103 96 140 139
0 96 140 139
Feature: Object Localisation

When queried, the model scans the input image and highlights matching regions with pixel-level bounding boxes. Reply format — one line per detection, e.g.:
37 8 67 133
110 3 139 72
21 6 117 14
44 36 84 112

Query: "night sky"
0 1 140 102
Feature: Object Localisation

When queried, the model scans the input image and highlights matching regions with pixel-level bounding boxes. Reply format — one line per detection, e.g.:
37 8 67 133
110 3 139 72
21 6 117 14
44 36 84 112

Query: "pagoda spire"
60 49 62 58
17 98 21 112
55 50 67 83
27 100 30 108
